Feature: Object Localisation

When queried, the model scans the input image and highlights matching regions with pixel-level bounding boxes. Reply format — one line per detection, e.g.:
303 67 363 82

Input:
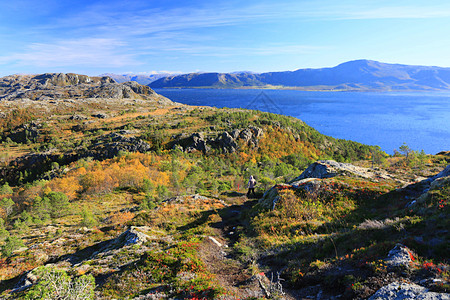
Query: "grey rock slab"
369 282 450 300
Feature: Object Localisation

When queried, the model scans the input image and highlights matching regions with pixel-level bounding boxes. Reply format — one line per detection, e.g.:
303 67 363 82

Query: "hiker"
247 175 257 198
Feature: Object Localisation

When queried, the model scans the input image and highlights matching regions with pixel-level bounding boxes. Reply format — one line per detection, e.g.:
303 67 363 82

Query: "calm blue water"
154 88 450 154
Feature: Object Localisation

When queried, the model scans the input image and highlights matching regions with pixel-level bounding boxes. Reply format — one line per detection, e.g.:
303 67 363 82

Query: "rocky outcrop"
0 73 173 104
172 126 263 154
408 164 449 206
292 160 391 182
6 121 41 143
369 282 449 300
385 244 414 268
260 160 393 209
431 165 450 181
88 132 152 159
115 226 150 246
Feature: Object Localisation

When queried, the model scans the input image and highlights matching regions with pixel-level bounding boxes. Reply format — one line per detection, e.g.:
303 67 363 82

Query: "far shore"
151 85 446 92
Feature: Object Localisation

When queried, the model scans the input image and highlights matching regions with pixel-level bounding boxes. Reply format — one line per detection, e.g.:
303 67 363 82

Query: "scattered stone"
92 113 108 119
208 236 223 248
69 114 88 120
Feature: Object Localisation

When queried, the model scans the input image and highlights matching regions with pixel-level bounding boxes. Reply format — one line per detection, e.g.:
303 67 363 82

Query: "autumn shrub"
108 211 135 225
47 176 82 200
277 189 321 221
142 241 223 298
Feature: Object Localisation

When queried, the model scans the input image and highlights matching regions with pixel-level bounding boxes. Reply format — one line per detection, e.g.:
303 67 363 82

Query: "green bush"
46 191 70 218
80 207 98 228
0 182 13 194
22 266 95 300
1 235 24 257
0 219 9 241
0 197 14 217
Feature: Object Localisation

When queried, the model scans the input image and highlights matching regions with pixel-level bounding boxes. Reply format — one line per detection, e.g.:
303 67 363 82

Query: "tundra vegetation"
0 75 448 299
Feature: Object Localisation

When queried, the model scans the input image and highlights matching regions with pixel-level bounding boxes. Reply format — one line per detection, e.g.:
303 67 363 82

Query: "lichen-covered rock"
7 121 41 143
431 165 450 181
414 165 450 205
172 126 263 154
292 160 381 181
215 131 238 153
369 282 450 300
239 126 263 147
88 132 152 158
259 159 390 209
385 243 414 268
117 226 150 246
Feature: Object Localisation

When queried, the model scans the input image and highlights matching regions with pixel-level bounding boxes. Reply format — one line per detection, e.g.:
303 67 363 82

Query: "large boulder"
177 132 210 154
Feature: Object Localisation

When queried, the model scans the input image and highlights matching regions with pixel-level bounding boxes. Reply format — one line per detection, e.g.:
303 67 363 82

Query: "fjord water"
155 89 450 154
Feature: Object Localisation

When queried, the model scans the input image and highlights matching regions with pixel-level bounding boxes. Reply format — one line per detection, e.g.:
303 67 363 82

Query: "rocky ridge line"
0 73 172 104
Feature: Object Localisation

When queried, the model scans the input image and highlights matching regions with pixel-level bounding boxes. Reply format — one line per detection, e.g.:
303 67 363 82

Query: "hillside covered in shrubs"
0 74 448 299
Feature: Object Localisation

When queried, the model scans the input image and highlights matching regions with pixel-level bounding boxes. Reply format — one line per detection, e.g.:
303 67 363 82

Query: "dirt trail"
197 195 296 299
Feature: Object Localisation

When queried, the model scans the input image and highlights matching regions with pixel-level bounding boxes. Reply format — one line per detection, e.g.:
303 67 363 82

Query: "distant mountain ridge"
149 60 450 91
101 73 177 85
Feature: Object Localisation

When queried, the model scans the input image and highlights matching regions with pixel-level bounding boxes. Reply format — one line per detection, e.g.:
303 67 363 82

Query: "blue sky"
1 0 450 76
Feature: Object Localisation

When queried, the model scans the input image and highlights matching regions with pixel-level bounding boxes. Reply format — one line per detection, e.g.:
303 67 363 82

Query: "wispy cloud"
143 44 326 57
2 0 450 73
0 38 138 68
325 4 450 20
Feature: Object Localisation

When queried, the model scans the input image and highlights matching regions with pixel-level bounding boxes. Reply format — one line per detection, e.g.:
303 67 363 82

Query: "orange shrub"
47 177 82 200
109 211 135 225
